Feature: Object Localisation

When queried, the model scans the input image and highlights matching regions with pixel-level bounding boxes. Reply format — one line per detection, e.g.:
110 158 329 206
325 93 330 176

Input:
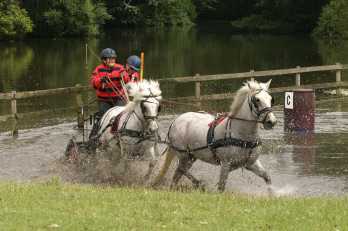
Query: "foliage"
104 0 196 27
191 0 217 17
313 0 348 41
23 0 111 37
44 0 111 36
231 0 328 33
104 0 143 26
0 0 33 40
144 0 196 27
1 182 348 230
13 0 335 36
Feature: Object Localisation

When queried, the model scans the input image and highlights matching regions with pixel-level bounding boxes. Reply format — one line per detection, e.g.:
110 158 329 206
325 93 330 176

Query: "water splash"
269 184 297 197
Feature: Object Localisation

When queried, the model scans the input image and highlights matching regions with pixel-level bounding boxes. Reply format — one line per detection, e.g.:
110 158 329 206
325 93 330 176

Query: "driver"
89 48 129 139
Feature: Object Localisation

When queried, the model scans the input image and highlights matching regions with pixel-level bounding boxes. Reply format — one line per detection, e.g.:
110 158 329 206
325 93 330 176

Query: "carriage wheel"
64 138 79 163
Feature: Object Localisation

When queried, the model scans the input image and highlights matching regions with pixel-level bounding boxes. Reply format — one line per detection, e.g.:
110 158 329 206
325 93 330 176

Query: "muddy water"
1 98 348 196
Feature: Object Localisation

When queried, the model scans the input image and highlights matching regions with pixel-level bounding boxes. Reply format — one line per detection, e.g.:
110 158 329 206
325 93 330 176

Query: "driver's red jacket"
90 63 130 101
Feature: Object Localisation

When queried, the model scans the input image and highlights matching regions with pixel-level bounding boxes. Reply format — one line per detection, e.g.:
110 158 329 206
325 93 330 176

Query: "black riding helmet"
100 48 117 59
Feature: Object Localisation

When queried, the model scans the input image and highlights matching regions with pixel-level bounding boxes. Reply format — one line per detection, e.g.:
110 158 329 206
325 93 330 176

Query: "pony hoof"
217 185 225 193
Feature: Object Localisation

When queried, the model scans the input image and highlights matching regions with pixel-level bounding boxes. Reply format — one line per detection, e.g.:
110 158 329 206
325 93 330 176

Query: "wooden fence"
163 63 348 100
1 63 348 136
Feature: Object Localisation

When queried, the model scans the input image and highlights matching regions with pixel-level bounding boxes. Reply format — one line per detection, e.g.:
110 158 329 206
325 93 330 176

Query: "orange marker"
140 52 144 81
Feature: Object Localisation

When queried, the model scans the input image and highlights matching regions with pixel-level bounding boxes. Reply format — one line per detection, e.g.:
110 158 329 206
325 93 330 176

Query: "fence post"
195 74 201 100
75 84 84 129
336 63 342 82
250 70 255 81
11 91 18 137
336 63 342 96
296 66 301 86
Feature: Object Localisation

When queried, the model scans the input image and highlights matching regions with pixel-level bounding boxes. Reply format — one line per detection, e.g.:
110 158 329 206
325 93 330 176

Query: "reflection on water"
281 132 348 178
284 132 316 176
2 28 347 94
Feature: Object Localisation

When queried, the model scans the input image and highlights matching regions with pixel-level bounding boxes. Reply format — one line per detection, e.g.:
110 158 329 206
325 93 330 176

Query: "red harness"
208 113 227 127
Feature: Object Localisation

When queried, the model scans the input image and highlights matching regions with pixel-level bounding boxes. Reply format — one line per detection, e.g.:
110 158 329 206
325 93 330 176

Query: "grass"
0 179 348 230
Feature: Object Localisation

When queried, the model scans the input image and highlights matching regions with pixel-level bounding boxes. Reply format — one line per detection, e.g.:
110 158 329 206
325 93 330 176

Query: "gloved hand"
100 76 108 83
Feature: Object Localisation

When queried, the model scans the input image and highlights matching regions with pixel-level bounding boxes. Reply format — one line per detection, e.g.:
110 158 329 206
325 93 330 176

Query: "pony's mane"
124 79 162 112
229 80 261 116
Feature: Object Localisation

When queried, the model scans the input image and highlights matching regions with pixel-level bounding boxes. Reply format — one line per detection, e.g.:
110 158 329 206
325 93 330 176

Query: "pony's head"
125 80 162 134
230 79 277 130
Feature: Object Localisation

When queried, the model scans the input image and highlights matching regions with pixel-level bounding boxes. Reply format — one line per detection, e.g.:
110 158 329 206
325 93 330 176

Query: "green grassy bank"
0 180 347 230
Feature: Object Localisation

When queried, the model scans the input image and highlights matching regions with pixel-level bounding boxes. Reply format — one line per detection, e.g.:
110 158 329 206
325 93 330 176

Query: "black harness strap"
170 144 209 153
207 117 261 150
169 115 261 154
113 112 146 141
208 136 261 149
119 129 143 138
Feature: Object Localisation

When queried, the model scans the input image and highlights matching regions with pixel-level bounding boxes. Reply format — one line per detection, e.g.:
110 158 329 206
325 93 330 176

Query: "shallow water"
1 98 348 196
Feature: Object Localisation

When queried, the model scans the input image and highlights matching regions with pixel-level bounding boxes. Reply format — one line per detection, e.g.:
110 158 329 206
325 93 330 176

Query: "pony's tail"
150 147 175 187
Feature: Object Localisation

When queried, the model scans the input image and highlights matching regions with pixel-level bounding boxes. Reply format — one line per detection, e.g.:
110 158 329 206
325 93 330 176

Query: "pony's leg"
144 160 156 181
217 161 231 192
150 147 175 187
143 145 157 181
181 158 203 189
171 156 199 189
245 160 271 184
170 158 186 189
118 140 128 173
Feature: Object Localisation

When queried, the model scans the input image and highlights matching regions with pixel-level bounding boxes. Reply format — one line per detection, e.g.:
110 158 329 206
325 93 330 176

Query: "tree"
231 0 328 33
144 0 196 26
104 0 196 27
0 0 33 40
313 0 348 40
23 0 111 37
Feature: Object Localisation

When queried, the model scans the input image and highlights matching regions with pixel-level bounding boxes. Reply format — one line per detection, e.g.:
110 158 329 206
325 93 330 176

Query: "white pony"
95 80 162 167
152 80 277 192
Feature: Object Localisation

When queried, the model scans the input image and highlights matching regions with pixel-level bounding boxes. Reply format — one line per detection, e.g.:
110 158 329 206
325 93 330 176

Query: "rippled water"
1 97 348 196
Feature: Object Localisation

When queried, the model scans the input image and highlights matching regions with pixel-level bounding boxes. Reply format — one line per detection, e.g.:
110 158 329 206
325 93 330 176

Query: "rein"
90 101 160 147
112 112 153 144
111 99 161 145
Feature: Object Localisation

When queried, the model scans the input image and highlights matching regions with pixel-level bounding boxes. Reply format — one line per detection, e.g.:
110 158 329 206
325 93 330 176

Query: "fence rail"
1 63 348 136
158 63 348 100
163 64 348 83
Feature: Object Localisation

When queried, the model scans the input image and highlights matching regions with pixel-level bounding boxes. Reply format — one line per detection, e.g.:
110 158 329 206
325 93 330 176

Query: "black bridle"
95 95 162 145
118 95 161 140
247 89 274 124
140 97 161 120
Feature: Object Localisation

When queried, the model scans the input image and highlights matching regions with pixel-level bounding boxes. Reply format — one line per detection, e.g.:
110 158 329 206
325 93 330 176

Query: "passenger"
126 55 141 82
89 48 129 138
